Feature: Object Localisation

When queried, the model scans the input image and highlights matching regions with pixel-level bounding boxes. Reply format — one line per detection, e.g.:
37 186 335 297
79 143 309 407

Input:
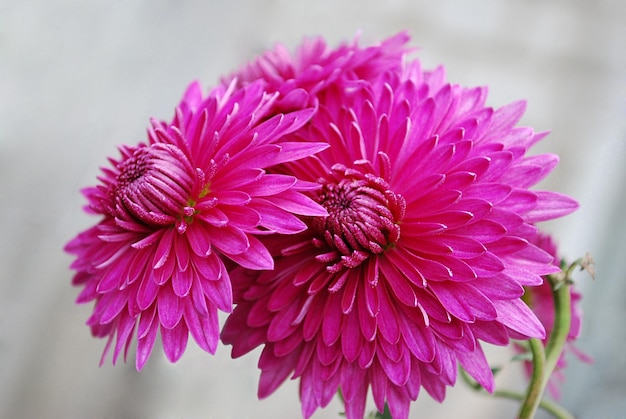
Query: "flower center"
312 162 405 272
115 143 198 231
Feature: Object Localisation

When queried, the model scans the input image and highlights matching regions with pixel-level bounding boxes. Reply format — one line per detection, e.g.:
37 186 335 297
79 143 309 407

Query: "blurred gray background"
1 0 624 418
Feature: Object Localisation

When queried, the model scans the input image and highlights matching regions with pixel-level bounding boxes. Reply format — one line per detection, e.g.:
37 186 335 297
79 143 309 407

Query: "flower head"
520 232 591 399
65 80 328 370
223 32 411 112
221 50 579 418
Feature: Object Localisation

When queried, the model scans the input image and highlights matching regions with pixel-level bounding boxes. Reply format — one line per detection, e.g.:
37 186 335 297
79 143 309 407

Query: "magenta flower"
519 232 591 399
64 80 328 370
223 32 411 112
221 59 579 418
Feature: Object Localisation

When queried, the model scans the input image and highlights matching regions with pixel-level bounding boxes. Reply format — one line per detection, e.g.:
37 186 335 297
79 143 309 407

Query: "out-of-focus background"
1 1 624 418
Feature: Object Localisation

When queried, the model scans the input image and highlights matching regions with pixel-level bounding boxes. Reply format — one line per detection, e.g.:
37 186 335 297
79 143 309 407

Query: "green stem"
518 273 573 419
517 338 546 419
543 274 573 394
373 404 392 419
460 366 574 419
494 390 574 419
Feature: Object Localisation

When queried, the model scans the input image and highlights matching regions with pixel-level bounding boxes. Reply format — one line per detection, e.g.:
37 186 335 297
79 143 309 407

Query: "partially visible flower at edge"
223 31 412 113
64 79 329 370
221 43 580 419
519 232 592 399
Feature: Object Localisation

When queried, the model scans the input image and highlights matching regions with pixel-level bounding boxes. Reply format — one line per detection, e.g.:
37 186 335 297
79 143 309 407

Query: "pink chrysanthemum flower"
65 80 328 370
223 32 411 112
519 232 591 399
221 59 579 418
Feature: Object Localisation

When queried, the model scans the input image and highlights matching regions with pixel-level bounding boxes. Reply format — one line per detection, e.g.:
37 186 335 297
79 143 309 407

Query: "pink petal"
137 305 156 339
490 100 526 134
226 235 274 270
357 292 377 342
357 340 376 369
157 285 183 329
466 251 505 276
258 349 297 398
503 154 559 187
252 200 308 234
212 168 263 191
276 88 309 110
222 205 261 230
131 230 163 250
341 311 363 362
429 282 497 322
197 207 229 227
186 225 212 256
208 225 250 255
267 279 305 312
75 276 98 303
126 249 151 286
137 274 159 310
194 253 222 281
185 301 218 354
246 174 296 196
342 371 368 419
438 234 486 258
255 108 316 143
273 328 304 357
378 343 410 386
135 315 159 370
471 274 524 300
96 263 124 293
377 286 401 344
112 311 135 364
493 298 546 339
524 191 579 222
99 291 128 324
190 275 209 316
180 80 203 109
387 385 411 419
201 270 233 312
471 319 510 345
456 343 494 392
303 296 326 340
214 190 251 205
161 321 189 362
266 190 328 216
452 219 507 243
274 141 330 165
171 266 193 297
464 182 512 204
378 259 418 307
501 189 538 215
321 293 343 346
399 311 436 363
154 248 176 285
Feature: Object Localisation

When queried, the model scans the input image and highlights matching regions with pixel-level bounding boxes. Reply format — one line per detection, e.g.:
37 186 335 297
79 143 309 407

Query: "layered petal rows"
66 32 581 419
65 80 327 369
221 38 579 419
